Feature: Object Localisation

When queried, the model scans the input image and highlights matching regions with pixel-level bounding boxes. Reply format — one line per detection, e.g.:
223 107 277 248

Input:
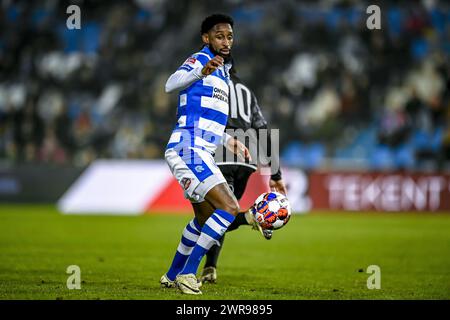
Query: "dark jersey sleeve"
250 92 282 181
222 75 282 181
250 93 267 130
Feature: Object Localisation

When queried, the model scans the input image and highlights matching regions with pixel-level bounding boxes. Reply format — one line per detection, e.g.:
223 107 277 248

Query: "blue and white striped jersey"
166 45 232 155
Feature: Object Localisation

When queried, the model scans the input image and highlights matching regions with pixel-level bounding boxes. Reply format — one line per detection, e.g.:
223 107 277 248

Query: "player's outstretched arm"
165 67 205 93
165 55 224 93
249 90 286 195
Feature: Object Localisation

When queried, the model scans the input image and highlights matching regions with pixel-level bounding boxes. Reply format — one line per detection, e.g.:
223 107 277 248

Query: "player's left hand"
226 138 252 162
269 178 287 195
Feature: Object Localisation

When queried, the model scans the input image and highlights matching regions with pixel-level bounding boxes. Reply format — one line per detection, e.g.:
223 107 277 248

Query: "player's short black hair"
201 14 234 35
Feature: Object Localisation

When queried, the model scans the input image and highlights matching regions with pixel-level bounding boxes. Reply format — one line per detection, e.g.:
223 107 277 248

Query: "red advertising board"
309 172 450 212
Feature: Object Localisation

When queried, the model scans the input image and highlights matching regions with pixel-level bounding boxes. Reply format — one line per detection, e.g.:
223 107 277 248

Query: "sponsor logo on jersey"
212 87 228 103
181 178 191 190
195 165 204 173
184 57 197 65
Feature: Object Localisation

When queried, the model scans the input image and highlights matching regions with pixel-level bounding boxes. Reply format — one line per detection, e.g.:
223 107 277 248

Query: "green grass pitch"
0 204 449 300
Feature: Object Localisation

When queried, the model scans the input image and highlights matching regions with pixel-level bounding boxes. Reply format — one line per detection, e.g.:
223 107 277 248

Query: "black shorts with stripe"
218 164 256 201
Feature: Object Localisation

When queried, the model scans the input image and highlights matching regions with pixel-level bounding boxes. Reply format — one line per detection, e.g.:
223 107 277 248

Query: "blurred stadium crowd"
0 0 449 171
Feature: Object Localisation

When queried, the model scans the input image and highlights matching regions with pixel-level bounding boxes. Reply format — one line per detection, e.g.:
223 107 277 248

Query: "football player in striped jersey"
160 14 252 295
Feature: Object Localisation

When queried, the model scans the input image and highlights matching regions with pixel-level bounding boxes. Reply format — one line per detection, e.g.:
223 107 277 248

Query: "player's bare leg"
192 198 215 226
204 182 240 216
192 183 239 224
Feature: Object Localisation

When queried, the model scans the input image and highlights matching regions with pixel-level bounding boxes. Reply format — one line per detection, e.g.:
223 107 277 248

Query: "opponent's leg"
227 166 273 239
201 234 223 283
227 211 251 230
225 208 273 238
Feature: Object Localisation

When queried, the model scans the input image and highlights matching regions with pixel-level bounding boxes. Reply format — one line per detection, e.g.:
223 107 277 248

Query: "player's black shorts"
218 164 256 201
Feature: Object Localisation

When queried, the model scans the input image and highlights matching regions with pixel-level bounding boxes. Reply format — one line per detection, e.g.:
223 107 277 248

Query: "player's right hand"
201 56 224 76
269 178 287 196
226 138 252 162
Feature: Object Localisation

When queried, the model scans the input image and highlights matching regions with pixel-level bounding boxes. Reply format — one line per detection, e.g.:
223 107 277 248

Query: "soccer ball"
251 192 292 230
